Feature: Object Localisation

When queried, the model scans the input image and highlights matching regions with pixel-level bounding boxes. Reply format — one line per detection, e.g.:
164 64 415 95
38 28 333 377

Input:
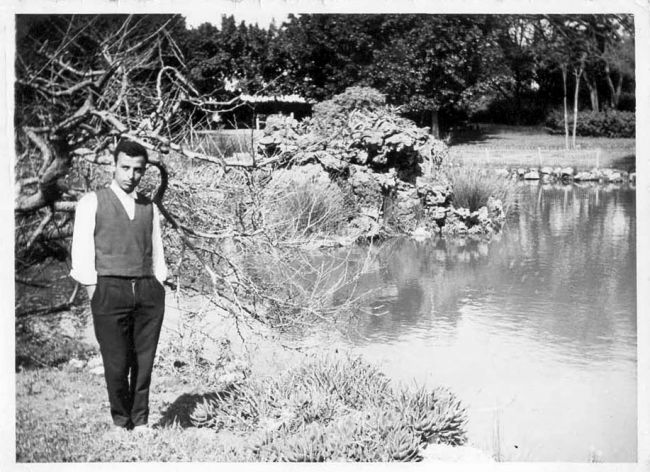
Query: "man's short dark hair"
113 139 149 163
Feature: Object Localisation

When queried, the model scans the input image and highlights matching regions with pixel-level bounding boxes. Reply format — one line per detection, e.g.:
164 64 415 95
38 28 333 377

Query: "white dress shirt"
70 181 168 285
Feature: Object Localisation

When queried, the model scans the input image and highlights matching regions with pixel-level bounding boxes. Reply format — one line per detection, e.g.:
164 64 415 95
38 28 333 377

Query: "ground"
449 124 635 171
16 366 237 462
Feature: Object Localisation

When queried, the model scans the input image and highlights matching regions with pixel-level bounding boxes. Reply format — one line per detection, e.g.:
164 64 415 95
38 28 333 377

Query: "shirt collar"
110 180 136 200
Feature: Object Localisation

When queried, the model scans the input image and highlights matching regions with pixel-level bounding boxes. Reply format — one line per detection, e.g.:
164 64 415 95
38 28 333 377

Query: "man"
71 139 167 433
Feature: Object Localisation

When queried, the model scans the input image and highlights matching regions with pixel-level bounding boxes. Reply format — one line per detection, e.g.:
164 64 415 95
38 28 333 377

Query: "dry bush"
261 167 352 241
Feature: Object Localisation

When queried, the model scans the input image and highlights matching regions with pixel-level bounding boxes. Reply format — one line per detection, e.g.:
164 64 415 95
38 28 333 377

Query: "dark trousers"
91 276 165 428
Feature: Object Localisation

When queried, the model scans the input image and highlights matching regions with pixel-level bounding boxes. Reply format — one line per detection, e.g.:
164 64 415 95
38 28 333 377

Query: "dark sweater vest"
94 187 154 277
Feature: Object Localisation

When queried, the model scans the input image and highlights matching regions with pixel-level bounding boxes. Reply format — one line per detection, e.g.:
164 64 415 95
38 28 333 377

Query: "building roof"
239 93 313 104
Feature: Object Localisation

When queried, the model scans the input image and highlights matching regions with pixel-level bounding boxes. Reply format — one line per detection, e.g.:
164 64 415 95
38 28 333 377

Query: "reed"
445 165 518 214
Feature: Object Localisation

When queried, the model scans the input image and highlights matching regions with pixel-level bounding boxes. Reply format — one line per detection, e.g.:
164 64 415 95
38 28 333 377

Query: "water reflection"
333 183 636 461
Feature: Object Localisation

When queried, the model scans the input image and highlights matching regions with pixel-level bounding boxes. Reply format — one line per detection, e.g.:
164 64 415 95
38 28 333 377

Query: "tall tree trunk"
430 109 440 139
615 74 623 109
572 63 584 149
561 65 569 150
583 70 599 112
604 61 622 109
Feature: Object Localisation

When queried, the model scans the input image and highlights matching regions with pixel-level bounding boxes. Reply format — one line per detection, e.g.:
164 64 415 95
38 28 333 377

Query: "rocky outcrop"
256 88 507 242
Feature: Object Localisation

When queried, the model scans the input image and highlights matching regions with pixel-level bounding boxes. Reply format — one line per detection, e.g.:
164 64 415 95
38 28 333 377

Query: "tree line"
179 13 634 137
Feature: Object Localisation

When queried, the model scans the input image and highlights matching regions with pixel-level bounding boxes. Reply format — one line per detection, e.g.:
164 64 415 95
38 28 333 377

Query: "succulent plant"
186 354 467 462
385 426 422 462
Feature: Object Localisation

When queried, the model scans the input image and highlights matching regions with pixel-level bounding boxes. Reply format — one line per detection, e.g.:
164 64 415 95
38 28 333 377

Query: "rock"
388 187 422 232
375 169 397 191
89 366 104 376
87 356 103 369
411 227 432 241
560 167 575 177
258 135 276 146
475 206 489 223
574 171 597 181
353 149 369 165
523 170 540 180
348 165 384 208
428 206 447 221
415 178 452 207
420 444 495 462
68 359 86 370
487 197 504 218
346 215 381 240
58 317 78 338
607 171 623 182
453 207 470 220
370 154 388 166
314 151 348 173
360 206 380 221
442 219 468 235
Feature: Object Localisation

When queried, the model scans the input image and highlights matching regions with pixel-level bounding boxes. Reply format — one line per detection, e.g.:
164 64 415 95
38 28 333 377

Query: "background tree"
267 14 384 100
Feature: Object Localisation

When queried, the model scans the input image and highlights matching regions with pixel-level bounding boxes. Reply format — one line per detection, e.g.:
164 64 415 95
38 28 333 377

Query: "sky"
184 10 287 29
182 0 292 28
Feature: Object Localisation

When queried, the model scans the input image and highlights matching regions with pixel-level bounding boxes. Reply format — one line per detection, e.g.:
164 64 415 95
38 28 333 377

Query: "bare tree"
14 14 367 336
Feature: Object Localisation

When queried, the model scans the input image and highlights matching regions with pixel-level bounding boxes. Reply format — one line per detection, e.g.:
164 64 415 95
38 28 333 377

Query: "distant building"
235 93 314 129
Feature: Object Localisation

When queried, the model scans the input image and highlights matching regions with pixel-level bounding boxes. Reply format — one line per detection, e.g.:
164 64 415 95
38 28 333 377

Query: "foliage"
189 354 468 461
445 165 518 213
182 15 278 97
545 109 635 138
266 14 634 129
365 16 503 120
267 15 386 100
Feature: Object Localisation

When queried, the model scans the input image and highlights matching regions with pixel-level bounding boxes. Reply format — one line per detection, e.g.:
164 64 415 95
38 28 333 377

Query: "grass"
15 367 237 461
444 165 518 214
448 124 635 171
185 129 262 158
16 352 469 462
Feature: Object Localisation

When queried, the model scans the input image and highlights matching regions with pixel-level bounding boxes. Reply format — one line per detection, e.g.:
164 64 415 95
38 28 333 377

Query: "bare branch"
40 49 105 77
25 208 53 250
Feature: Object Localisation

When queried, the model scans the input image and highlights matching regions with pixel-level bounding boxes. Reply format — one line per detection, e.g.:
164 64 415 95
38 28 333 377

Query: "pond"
330 182 637 462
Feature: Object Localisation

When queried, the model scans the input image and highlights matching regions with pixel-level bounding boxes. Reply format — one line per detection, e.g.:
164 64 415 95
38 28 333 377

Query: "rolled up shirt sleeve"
152 204 168 283
70 193 98 285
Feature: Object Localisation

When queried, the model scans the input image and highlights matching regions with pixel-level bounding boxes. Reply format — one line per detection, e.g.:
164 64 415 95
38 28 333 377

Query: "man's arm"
152 204 168 283
70 193 98 299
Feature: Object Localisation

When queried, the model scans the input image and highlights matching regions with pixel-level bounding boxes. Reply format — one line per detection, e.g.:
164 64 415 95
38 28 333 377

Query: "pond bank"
16 292 495 463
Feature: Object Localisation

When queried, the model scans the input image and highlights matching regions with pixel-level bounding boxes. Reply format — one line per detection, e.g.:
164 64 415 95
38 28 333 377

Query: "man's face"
114 152 146 194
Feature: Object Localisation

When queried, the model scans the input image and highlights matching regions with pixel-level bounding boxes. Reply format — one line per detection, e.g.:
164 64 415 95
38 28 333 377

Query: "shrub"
445 165 517 213
190 354 468 462
262 165 352 240
545 109 635 138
